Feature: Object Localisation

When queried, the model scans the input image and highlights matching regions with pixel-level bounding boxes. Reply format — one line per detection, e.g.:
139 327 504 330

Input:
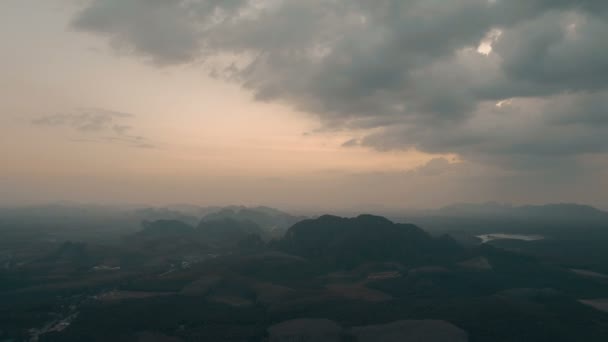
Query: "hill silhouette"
276 214 463 269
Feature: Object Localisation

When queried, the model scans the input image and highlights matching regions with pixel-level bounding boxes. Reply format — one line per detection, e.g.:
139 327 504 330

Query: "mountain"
201 206 305 237
0 204 304 243
140 220 196 236
134 208 200 226
164 204 222 218
516 203 608 219
436 202 608 219
5 211 608 341
132 218 265 250
437 202 515 216
391 202 608 237
276 214 463 269
196 218 264 244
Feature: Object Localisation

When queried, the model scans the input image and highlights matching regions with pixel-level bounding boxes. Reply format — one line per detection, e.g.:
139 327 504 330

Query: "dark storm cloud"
490 11 608 96
72 0 608 165
71 0 248 65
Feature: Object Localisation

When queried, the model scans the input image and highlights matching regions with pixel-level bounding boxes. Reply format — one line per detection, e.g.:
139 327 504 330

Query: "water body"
579 299 608 313
477 233 544 244
571 269 608 279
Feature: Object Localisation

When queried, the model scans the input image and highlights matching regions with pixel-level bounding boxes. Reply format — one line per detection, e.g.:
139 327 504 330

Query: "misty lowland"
2 203 608 341
4 0 608 341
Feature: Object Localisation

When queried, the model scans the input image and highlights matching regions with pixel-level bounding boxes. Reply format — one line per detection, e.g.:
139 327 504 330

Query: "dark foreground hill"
276 214 463 269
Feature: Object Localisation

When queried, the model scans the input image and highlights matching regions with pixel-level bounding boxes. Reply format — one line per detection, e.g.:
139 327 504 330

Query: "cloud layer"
71 0 608 168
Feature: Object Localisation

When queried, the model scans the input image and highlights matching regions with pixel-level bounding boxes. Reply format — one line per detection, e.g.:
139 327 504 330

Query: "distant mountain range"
2 203 607 245
133 206 305 252
435 202 608 219
0 204 303 239
200 206 305 236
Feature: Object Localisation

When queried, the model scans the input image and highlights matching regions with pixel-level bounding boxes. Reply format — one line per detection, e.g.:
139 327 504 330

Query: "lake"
477 233 545 244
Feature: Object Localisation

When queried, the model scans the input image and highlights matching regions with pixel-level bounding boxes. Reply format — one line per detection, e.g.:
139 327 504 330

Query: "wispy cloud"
341 138 360 148
32 108 133 131
100 135 156 149
406 158 458 177
33 108 156 149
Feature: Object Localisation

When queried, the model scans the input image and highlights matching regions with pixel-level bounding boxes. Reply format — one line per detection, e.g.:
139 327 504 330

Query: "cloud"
32 108 133 131
33 108 155 149
71 0 608 167
71 0 249 65
101 135 156 149
407 158 457 177
341 138 360 148
112 124 132 135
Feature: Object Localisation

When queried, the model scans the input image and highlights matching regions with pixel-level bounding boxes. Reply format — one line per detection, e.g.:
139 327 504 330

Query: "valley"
1 204 608 341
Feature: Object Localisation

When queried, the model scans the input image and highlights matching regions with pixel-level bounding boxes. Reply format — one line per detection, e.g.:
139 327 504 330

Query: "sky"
1 0 608 211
